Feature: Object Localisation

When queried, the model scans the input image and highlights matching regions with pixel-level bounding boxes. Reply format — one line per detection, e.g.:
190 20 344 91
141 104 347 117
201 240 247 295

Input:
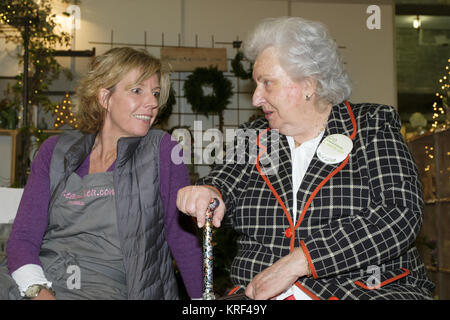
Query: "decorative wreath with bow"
183 66 233 116
230 51 253 80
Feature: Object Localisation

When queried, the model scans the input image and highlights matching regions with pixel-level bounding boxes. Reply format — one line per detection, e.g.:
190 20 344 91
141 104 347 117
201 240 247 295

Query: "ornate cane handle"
203 198 220 300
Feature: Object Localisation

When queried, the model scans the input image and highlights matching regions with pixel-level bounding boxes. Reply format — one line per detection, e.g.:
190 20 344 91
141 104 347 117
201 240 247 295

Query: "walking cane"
203 198 220 300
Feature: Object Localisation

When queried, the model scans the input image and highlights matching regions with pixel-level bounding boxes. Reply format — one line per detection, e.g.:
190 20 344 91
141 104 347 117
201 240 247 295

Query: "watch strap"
24 284 55 299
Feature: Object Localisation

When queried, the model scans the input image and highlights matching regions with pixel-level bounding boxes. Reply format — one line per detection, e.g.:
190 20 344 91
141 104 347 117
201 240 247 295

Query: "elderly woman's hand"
245 248 310 300
176 186 226 228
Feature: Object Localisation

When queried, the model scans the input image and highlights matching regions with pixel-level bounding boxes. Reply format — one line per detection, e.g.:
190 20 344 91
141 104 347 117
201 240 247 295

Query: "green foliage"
1 0 78 186
183 66 233 116
431 59 449 129
0 96 18 129
0 0 73 113
209 226 238 296
183 66 233 133
231 51 253 80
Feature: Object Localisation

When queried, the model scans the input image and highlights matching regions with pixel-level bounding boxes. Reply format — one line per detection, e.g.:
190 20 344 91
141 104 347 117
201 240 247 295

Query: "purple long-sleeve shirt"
6 133 202 298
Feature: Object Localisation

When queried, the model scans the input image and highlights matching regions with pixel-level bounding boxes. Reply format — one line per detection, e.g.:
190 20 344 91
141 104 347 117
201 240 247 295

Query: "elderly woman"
0 47 202 300
176 17 434 300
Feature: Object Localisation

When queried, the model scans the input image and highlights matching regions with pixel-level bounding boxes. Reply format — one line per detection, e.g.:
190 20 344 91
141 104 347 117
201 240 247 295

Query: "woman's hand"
176 186 226 228
31 288 56 300
245 248 310 300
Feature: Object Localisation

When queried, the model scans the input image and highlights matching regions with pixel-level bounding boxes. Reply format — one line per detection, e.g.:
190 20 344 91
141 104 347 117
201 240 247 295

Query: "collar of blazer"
255 100 357 252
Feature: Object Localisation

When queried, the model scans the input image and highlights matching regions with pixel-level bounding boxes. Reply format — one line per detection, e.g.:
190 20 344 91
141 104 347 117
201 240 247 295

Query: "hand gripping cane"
202 198 220 300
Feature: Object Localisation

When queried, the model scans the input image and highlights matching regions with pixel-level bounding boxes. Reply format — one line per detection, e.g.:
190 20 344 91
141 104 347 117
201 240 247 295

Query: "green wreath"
231 51 253 80
183 67 233 117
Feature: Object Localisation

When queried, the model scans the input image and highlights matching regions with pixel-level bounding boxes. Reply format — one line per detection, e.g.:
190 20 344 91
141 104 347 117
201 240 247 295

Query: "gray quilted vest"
48 129 178 299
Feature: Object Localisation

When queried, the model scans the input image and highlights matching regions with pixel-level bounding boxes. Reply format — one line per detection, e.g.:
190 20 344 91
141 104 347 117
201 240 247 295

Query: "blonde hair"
74 47 171 133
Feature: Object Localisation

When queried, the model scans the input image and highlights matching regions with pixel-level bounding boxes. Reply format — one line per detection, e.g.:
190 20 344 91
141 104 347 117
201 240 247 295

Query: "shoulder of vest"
48 130 88 195
56 130 84 145
144 128 167 139
138 128 167 148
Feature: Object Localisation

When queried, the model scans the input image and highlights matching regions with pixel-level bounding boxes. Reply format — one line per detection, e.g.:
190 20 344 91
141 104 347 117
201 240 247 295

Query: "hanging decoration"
431 58 449 131
230 51 253 80
183 66 233 132
184 67 233 116
31 128 51 152
53 93 77 129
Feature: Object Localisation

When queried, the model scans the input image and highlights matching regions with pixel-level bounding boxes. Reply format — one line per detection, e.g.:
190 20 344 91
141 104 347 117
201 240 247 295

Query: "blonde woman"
0 47 202 300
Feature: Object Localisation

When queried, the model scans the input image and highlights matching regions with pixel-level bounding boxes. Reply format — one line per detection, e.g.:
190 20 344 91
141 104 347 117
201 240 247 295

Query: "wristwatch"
24 284 55 299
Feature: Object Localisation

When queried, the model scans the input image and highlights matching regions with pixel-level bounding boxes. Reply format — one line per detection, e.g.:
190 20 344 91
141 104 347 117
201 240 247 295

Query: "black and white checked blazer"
198 101 435 300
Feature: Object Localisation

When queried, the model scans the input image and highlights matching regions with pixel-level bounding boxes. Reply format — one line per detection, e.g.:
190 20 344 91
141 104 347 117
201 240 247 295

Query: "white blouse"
275 132 324 300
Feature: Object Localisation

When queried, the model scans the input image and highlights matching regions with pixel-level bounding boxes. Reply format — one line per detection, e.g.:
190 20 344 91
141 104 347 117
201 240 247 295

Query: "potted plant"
0 98 19 130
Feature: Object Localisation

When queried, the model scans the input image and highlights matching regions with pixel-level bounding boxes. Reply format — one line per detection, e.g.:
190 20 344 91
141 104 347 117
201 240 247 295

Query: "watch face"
26 285 44 298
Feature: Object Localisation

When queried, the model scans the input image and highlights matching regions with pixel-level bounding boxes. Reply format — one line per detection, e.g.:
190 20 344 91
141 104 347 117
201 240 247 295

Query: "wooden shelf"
408 128 450 299
41 129 64 135
53 48 96 57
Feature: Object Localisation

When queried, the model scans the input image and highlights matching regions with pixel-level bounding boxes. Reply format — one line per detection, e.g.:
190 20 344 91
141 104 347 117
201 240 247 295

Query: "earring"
305 94 311 101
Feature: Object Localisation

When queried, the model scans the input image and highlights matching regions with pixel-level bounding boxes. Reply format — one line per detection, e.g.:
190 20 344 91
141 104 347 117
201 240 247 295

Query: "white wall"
0 0 396 178
0 136 13 187
53 0 396 106
290 1 397 107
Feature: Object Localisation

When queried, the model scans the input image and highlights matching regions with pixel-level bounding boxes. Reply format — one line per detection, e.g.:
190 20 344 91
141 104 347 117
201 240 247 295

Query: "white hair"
243 17 352 105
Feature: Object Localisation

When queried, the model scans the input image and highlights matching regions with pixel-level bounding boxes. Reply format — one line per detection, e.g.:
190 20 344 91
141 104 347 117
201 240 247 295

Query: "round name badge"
316 134 353 164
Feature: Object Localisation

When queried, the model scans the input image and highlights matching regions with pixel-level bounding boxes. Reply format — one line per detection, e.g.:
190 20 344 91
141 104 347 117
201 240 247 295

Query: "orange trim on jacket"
227 285 242 296
255 101 357 254
253 101 357 300
294 282 321 300
354 268 410 290
203 184 223 200
300 240 318 279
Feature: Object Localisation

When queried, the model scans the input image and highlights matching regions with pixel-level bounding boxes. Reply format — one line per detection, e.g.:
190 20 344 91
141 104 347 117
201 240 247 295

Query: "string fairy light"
53 92 77 129
431 58 450 131
1 0 73 122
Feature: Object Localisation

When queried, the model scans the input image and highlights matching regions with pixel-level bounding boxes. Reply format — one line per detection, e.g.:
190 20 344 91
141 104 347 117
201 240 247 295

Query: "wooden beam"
396 4 450 16
53 48 96 57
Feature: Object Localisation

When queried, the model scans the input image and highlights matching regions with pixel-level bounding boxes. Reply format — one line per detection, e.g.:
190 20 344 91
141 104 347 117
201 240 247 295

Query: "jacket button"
284 228 292 238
